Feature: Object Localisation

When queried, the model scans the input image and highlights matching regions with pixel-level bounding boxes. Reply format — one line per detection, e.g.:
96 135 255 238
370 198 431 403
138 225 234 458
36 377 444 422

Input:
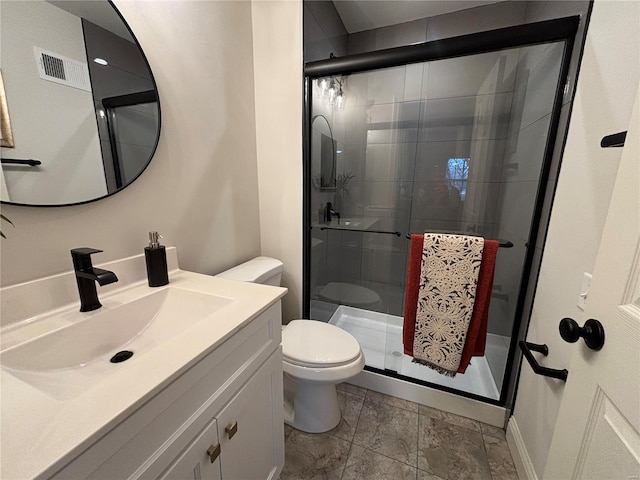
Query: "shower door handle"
519 341 568 382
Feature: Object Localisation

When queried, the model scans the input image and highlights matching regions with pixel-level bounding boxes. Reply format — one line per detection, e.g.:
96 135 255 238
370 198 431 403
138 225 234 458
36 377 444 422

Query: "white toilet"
216 256 365 433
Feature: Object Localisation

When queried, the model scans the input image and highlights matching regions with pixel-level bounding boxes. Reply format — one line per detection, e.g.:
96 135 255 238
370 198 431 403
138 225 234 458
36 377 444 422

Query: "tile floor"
281 383 518 480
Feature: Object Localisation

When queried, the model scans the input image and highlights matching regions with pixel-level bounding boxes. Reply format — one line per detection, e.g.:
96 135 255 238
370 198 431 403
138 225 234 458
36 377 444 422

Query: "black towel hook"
600 131 626 148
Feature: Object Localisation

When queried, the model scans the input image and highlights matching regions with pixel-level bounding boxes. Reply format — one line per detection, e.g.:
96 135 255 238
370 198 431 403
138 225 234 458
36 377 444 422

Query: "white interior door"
543 87 640 478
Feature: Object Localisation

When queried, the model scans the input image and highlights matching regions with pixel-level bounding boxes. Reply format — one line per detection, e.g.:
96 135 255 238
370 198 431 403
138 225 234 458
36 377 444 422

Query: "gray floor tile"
417 469 447 480
484 434 519 480
419 405 482 432
337 382 367 397
342 445 417 480
283 390 517 480
418 405 445 419
329 390 365 442
281 429 351 480
366 389 420 412
284 423 294 441
353 396 419 466
418 416 491 480
480 422 507 440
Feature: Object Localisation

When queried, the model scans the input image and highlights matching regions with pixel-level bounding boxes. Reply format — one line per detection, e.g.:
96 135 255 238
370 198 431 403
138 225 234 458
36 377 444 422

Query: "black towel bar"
405 233 513 248
1 158 41 166
519 340 568 382
318 226 401 236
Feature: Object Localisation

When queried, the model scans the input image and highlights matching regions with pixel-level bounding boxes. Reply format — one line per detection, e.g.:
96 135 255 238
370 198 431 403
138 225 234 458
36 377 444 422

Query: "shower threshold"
328 305 504 400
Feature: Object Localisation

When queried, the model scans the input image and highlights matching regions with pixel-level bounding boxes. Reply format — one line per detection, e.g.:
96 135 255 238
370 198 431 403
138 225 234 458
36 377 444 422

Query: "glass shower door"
309 40 566 400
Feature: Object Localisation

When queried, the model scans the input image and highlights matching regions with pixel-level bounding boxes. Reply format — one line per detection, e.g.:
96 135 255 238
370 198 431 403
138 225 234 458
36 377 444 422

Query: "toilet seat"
318 282 382 308
282 320 361 368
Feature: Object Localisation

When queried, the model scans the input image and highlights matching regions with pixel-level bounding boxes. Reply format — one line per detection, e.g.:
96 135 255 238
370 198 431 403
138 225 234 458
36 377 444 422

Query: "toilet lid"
318 282 381 307
282 320 361 368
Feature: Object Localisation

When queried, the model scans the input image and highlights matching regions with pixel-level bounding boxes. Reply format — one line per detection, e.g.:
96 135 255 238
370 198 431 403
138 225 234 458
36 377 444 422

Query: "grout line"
339 386 367 479
482 432 499 480
339 439 354 480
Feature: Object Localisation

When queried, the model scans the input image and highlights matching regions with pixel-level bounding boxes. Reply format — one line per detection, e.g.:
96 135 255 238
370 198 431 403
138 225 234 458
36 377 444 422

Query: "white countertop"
0 249 287 479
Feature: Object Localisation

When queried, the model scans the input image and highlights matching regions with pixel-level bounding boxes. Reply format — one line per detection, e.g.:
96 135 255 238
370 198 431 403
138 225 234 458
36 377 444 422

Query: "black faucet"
324 202 340 224
71 248 119 312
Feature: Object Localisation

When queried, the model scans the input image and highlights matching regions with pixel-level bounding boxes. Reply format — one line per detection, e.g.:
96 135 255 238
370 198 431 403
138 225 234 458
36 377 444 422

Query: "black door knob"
559 318 605 351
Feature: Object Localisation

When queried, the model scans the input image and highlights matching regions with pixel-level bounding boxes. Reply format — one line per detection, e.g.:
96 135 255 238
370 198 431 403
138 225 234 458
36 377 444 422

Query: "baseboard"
506 416 539 480
349 368 507 427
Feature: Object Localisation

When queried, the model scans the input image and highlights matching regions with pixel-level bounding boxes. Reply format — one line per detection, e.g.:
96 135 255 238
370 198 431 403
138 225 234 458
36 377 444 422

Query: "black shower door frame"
303 16 580 406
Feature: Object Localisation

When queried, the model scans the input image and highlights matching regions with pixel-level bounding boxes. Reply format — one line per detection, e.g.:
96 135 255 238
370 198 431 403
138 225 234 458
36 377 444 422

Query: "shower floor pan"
328 305 504 400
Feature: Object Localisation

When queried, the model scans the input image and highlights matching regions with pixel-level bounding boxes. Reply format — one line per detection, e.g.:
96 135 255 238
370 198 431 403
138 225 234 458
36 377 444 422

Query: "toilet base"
283 374 341 433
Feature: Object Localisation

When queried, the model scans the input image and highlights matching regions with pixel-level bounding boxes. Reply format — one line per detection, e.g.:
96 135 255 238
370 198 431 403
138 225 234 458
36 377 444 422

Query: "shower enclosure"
304 18 578 404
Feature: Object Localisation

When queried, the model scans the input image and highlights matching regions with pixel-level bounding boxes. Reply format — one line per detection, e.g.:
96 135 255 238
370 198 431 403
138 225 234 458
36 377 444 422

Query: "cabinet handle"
206 443 221 463
225 421 238 439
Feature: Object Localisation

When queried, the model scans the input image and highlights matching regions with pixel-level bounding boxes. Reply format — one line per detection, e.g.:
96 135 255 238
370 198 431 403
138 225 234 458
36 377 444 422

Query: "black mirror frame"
1 0 161 208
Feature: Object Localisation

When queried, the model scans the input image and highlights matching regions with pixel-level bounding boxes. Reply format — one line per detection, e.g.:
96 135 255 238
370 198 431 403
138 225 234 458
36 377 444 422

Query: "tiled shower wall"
346 2 527 55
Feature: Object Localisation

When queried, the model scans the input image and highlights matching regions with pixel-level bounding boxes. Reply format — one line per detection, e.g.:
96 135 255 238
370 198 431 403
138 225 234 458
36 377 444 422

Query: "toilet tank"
215 256 283 286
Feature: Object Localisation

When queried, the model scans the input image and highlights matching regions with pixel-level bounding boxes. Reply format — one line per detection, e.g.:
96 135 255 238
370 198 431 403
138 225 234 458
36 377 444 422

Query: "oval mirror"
311 115 337 191
0 0 160 206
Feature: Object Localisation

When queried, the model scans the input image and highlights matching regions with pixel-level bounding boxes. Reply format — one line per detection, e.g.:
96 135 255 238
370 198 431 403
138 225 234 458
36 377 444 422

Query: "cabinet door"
217 351 284 480
159 417 222 480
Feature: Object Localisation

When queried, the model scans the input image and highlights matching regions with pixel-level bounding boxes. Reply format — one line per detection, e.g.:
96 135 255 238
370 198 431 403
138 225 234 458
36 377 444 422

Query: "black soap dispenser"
145 231 169 287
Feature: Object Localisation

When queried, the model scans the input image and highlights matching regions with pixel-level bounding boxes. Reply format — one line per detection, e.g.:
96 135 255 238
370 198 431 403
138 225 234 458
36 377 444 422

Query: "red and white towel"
402 233 499 376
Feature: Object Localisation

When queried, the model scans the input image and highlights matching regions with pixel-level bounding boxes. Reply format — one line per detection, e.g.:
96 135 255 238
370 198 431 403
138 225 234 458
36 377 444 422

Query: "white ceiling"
333 0 504 33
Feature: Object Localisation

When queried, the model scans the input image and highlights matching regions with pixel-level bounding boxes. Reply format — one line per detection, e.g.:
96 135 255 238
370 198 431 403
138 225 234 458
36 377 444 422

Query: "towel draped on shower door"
402 233 499 376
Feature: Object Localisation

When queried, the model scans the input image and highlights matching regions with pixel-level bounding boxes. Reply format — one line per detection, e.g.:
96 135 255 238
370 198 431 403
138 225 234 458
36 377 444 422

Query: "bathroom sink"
341 220 362 227
1 287 232 372
326 217 381 230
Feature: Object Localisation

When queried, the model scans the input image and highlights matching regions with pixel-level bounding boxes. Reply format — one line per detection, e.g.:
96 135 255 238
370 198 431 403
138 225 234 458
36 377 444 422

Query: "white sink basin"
316 217 381 231
341 220 361 227
1 287 231 372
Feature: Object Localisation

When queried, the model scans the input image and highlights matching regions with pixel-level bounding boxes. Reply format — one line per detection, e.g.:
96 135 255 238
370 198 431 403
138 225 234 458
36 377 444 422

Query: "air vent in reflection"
42 53 65 80
34 47 91 92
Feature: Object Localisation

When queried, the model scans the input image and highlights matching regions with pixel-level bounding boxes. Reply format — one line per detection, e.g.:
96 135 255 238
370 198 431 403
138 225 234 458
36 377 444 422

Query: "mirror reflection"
0 0 160 206
311 115 337 191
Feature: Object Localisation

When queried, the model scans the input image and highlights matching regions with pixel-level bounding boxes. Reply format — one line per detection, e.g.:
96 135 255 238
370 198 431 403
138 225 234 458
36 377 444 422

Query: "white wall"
0 1 262 287
251 0 303 322
511 1 640 477
0 1 107 204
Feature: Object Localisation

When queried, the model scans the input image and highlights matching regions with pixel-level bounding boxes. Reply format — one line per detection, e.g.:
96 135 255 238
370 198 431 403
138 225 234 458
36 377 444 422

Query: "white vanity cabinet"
160 352 282 480
49 302 284 480
159 417 222 480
